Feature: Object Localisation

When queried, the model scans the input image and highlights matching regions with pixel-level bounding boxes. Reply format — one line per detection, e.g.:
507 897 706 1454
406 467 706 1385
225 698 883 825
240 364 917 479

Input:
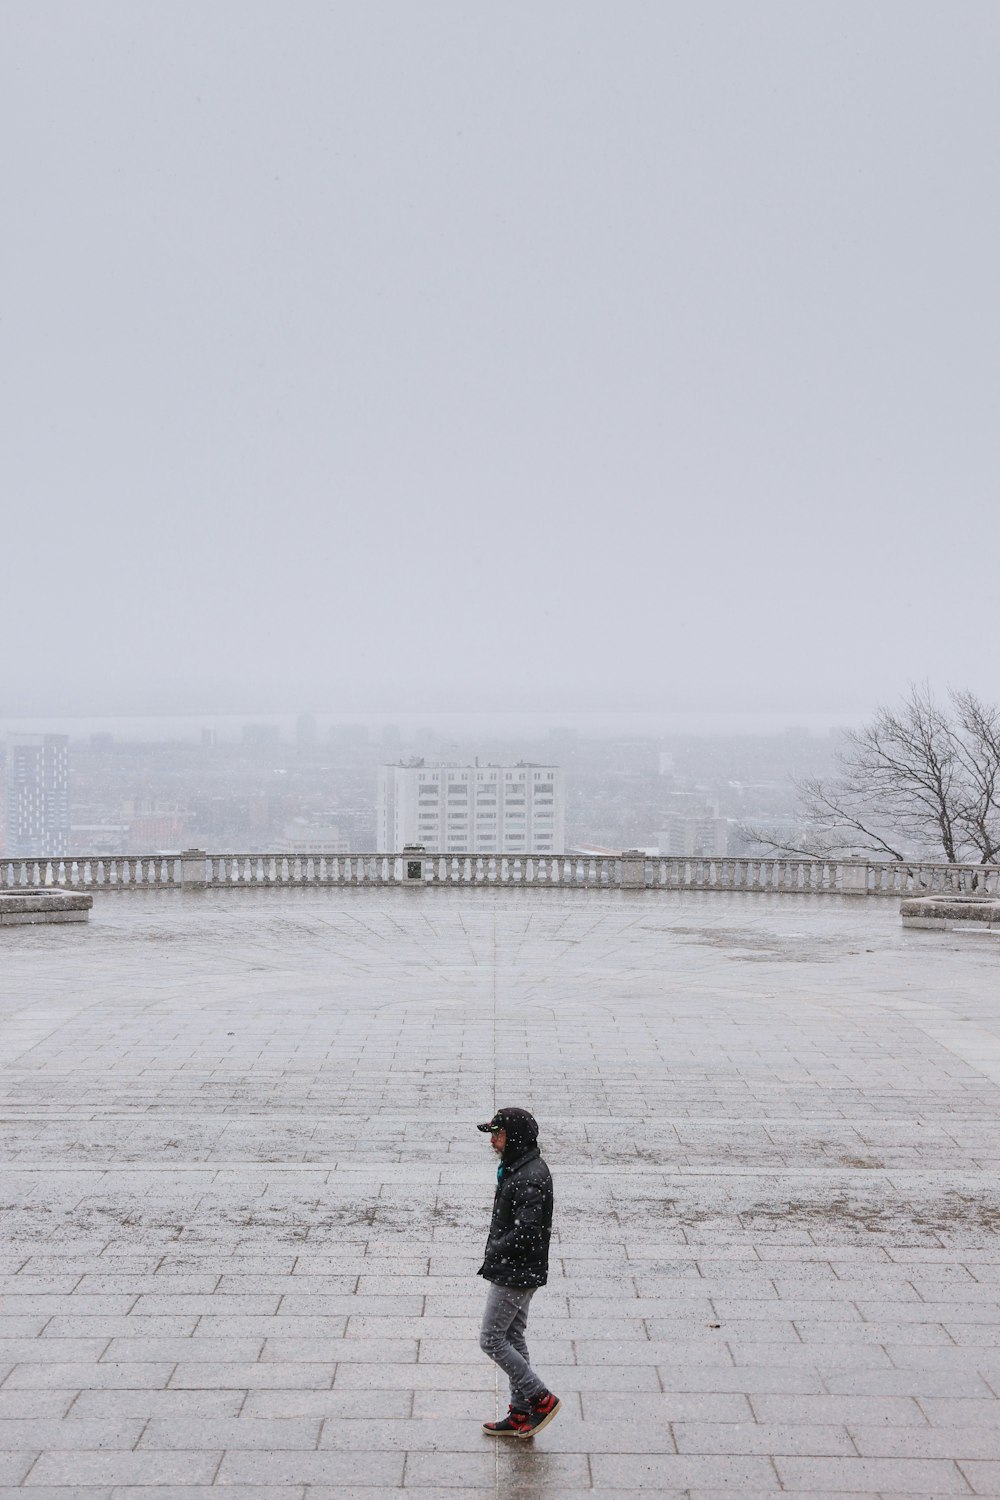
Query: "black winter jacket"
478 1146 553 1288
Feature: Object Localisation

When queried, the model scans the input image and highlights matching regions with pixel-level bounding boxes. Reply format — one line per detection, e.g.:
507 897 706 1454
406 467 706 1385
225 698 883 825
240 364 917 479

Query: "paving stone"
71 1389 245 1417
656 1362 827 1394
331 1362 491 1391
313 1491 489 1500
523 1415 678 1453
0 1340 108 1364
575 1336 729 1365
109 1491 304 1500
0 1489 115 1500
773 1454 972 1491
0 1419 143 1449
213 1449 405 1484
133 1293 279 1314
0 1454 36 1484
674 1419 855 1454
24 1451 222 1484
850 1422 1000 1458
823 1367 994 1397
920 1395 1000 1425
140 1416 321 1450
749 1392 926 1425
493 1448 592 1484
728 1341 895 1368
166 1362 335 1389
316 1417 485 1451
43 1315 200 1339
101 1337 265 1363
0 1294 135 1316
960 1460 1000 1494
193 1315 349 1339
686 1493 884 1500
589 1452 776 1487
3 1362 174 1389
581 1391 753 1422
0 1394 76 1420
398 1450 497 1486
245 1390 412 1419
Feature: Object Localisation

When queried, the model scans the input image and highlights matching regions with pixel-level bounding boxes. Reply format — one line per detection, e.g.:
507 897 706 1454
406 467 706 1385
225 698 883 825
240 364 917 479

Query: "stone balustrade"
3 849 1000 897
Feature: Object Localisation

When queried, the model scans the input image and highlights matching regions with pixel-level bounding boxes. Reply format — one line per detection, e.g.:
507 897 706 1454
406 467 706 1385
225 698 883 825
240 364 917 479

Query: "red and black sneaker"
482 1406 531 1437
522 1391 561 1436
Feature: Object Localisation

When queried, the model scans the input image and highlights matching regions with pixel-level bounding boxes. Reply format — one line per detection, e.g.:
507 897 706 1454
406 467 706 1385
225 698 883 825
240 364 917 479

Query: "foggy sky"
3 2 998 718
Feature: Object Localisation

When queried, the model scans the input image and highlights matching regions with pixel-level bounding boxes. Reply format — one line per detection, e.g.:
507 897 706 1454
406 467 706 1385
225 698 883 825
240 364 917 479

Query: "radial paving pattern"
2 888 1000 1497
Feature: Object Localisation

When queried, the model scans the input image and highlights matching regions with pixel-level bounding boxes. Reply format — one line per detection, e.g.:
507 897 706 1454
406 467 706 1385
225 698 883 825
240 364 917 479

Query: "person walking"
476 1106 561 1438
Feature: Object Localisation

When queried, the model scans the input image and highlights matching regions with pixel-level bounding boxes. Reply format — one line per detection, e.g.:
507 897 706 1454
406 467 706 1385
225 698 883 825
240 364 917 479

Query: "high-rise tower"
4 734 70 857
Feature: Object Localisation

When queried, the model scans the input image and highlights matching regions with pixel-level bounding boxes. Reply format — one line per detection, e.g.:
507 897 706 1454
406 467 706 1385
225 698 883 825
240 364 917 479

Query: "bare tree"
745 685 1000 865
950 689 1000 864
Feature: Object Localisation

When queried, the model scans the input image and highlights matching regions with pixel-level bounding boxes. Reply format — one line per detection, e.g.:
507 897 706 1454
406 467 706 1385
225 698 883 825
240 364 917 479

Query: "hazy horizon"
0 706 858 746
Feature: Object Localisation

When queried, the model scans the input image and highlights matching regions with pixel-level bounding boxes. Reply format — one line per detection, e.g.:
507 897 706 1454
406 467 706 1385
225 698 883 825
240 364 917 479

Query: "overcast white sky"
3 2 998 719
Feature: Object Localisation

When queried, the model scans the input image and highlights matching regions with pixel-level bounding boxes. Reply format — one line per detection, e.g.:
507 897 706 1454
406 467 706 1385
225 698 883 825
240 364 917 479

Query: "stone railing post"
401 844 429 886
839 861 869 896
620 849 646 889
180 848 207 892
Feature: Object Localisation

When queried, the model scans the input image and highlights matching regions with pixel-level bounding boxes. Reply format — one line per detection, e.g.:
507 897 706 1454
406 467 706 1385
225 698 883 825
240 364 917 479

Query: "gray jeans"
478 1282 546 1411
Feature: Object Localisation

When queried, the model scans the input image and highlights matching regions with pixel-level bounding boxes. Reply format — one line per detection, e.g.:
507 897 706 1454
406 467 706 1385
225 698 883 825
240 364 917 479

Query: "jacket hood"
496 1106 539 1163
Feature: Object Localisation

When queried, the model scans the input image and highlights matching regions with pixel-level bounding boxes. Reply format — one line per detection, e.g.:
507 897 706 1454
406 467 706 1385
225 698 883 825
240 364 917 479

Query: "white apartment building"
377 762 565 855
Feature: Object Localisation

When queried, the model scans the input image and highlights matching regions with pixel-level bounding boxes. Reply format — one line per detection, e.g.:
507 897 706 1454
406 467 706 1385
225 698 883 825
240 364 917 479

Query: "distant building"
377 762 564 855
121 800 188 853
295 714 318 750
4 734 70 857
657 808 730 858
241 723 281 749
276 819 350 855
69 823 129 856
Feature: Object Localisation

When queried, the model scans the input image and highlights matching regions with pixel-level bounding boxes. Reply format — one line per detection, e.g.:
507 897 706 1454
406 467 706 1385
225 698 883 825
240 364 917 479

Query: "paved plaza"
3 888 1000 1498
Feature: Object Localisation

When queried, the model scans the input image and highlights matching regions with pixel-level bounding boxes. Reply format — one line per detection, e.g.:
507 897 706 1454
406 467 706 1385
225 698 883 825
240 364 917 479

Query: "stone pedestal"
0 889 93 925
901 894 1000 932
180 849 207 891
620 850 647 889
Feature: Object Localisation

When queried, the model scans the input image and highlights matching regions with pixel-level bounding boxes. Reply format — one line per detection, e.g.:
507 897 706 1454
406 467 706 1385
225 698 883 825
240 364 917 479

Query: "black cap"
477 1114 503 1133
